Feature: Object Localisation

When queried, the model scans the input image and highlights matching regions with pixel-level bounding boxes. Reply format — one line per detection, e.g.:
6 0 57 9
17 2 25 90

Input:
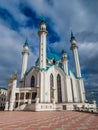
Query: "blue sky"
0 0 98 104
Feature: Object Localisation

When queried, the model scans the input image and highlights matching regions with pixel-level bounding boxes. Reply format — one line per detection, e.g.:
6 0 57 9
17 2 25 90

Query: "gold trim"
13 73 17 80
8 77 13 84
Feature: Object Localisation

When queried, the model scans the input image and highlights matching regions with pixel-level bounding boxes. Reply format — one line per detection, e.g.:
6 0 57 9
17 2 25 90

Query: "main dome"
47 52 61 61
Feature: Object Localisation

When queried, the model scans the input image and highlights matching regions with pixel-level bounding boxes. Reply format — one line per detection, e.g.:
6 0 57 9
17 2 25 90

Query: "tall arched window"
31 76 35 87
50 74 54 102
57 74 62 103
50 74 54 88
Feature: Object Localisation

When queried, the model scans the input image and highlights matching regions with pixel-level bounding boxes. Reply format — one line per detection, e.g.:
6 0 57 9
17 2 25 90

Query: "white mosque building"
5 19 97 111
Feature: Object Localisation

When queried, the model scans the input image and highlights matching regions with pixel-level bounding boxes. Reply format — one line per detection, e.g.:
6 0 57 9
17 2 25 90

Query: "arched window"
53 58 56 64
50 74 54 88
31 76 35 87
50 74 54 102
57 74 62 103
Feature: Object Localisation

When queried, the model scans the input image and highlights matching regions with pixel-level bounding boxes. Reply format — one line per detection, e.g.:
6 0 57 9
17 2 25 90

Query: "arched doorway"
32 92 37 103
57 74 62 103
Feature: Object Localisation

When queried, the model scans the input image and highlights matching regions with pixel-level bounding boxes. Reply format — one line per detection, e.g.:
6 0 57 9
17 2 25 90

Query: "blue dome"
61 50 67 54
47 52 60 60
40 16 46 24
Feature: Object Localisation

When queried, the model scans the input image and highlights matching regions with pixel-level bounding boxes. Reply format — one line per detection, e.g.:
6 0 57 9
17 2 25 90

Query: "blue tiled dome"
47 52 60 61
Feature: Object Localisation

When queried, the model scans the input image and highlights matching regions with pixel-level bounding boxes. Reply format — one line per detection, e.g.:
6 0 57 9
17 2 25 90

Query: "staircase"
15 103 35 111
23 104 35 111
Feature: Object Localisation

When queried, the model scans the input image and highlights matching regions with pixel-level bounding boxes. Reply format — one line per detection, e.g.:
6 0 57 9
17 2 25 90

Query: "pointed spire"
24 38 29 47
71 30 75 40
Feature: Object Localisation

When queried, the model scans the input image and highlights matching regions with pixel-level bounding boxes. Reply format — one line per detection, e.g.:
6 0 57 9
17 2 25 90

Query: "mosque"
5 19 97 111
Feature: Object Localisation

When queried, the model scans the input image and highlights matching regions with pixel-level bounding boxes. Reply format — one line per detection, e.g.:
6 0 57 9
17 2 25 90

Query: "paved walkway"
0 111 98 130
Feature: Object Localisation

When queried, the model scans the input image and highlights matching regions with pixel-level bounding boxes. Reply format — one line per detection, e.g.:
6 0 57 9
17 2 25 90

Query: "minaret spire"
38 17 48 69
24 38 29 47
21 38 29 79
70 31 81 78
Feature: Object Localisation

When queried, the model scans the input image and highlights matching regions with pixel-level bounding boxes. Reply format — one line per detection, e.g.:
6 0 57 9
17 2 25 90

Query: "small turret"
13 72 17 80
9 72 17 111
61 50 67 61
8 76 13 87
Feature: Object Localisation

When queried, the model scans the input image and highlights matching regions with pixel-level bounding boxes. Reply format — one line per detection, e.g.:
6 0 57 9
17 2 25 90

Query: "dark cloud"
0 7 19 31
80 0 98 14
19 4 40 28
77 31 98 43
47 21 61 43
45 0 54 6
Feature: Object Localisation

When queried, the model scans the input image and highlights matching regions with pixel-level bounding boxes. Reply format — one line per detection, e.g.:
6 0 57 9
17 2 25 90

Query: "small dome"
61 50 67 54
47 52 60 61
40 16 46 25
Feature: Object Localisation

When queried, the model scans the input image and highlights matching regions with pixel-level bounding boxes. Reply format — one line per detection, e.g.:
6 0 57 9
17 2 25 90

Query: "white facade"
5 20 97 112
0 88 7 110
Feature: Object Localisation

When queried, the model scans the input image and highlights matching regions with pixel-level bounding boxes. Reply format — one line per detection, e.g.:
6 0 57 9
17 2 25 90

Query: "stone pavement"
0 111 98 130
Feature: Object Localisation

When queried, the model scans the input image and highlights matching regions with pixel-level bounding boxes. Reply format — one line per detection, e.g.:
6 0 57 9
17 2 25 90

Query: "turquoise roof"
0 87 7 90
24 38 29 47
71 31 75 40
47 52 60 61
26 66 50 75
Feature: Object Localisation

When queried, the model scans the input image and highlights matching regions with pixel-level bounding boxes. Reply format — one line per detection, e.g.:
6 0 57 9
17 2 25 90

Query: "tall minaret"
61 50 68 75
70 31 81 78
21 38 29 79
38 18 48 69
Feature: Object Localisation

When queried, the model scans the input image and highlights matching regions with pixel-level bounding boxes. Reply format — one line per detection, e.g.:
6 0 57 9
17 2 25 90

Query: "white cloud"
0 23 37 86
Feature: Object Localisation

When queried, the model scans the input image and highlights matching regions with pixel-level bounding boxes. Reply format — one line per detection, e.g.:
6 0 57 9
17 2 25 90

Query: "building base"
13 102 97 112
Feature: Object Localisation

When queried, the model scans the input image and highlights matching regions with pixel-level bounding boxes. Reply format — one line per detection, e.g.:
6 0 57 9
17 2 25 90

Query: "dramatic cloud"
0 0 98 104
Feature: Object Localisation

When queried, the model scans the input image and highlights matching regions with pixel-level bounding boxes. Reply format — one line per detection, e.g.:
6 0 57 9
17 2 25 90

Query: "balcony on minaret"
38 19 48 36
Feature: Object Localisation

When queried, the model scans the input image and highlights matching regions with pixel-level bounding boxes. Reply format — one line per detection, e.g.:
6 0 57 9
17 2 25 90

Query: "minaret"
38 18 48 69
70 31 81 78
21 38 29 79
61 50 68 75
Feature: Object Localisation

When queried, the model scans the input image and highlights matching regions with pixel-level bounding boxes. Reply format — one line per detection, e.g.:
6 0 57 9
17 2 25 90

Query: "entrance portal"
32 92 37 103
